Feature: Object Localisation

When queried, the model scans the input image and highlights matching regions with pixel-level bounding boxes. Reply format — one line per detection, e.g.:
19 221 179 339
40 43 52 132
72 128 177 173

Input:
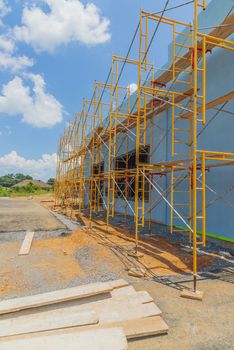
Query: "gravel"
0 229 71 243
74 246 122 284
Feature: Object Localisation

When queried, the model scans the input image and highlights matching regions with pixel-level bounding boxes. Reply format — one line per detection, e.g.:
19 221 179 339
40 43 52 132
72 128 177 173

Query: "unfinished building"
55 0 234 293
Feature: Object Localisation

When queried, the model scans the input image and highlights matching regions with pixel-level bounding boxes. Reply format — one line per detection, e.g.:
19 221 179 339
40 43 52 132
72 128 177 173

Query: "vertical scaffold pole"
134 9 143 250
192 0 198 292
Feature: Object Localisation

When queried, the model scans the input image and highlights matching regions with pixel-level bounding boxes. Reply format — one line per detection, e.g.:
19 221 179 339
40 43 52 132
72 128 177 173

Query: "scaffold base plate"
180 289 204 301
127 251 144 258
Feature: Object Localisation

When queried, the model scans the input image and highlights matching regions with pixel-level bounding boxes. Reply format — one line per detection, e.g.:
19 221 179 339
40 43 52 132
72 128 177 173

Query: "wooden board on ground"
0 280 127 316
111 287 153 304
75 298 161 324
109 280 129 289
0 310 98 338
180 289 204 301
56 293 161 323
120 315 168 339
111 286 136 298
0 328 128 350
98 289 154 308
85 315 168 339
18 231 34 255
2 315 168 341
0 296 161 337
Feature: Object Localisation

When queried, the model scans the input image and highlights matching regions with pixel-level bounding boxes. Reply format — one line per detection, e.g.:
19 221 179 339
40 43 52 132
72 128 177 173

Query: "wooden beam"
61 12 234 163
179 91 234 119
146 87 194 120
156 12 234 85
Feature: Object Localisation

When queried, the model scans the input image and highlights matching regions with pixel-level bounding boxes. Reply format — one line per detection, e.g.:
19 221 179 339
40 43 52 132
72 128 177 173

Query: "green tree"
15 173 32 181
21 182 40 193
0 174 16 187
47 178 55 188
0 173 33 187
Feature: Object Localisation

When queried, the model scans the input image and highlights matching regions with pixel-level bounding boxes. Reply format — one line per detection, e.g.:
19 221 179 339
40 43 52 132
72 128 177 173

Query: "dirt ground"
130 278 234 350
0 196 233 349
79 214 217 276
0 224 128 299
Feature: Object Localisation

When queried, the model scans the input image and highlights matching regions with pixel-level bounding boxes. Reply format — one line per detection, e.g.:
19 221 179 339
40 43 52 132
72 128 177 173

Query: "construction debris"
0 279 168 349
128 267 147 278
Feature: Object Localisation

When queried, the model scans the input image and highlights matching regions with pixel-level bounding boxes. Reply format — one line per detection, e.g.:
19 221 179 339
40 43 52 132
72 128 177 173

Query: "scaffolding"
55 0 234 292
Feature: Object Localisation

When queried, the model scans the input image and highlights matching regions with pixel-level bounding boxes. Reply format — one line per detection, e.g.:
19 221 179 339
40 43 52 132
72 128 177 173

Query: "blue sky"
0 0 209 180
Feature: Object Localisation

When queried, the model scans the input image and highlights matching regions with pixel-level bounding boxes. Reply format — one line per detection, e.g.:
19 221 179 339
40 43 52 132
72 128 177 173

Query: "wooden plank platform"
0 295 161 337
178 91 234 120
0 280 169 346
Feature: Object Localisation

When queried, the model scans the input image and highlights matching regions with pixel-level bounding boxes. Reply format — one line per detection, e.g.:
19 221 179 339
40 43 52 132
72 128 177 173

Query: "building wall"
86 0 234 240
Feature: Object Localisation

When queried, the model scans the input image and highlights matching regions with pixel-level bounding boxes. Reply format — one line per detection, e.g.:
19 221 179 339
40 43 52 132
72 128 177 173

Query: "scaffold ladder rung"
175 43 191 49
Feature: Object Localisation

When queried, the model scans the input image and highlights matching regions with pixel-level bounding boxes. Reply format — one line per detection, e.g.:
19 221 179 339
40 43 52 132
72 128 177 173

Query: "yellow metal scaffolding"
55 0 234 292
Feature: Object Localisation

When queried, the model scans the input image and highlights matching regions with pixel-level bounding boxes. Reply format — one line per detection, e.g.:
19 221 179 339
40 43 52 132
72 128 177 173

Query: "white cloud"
127 83 138 95
0 74 63 127
0 34 34 72
0 151 56 180
0 35 14 53
14 0 111 53
0 51 34 72
0 2 34 73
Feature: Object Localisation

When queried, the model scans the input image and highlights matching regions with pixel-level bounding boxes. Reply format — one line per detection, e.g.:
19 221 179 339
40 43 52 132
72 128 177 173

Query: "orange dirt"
0 242 29 297
79 213 216 276
0 227 125 299
0 197 217 299
41 203 217 276
0 233 84 298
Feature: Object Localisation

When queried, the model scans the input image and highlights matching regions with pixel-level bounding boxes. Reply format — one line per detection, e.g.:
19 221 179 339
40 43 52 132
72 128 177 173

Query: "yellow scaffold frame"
55 0 234 292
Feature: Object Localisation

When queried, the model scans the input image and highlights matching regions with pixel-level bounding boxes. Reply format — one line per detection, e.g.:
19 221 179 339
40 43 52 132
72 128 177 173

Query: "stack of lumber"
0 279 168 349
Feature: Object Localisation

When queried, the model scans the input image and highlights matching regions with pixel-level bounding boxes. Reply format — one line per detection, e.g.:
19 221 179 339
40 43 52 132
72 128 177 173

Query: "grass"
175 225 234 243
0 184 54 198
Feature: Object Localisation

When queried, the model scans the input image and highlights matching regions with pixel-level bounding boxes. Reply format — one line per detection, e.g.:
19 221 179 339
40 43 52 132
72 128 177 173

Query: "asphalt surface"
0 198 66 233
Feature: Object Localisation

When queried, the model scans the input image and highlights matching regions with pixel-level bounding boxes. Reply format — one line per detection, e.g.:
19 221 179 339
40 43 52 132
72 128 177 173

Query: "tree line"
0 173 54 187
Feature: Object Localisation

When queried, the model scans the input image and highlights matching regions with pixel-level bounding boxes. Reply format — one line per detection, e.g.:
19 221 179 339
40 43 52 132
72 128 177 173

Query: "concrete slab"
0 198 65 233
